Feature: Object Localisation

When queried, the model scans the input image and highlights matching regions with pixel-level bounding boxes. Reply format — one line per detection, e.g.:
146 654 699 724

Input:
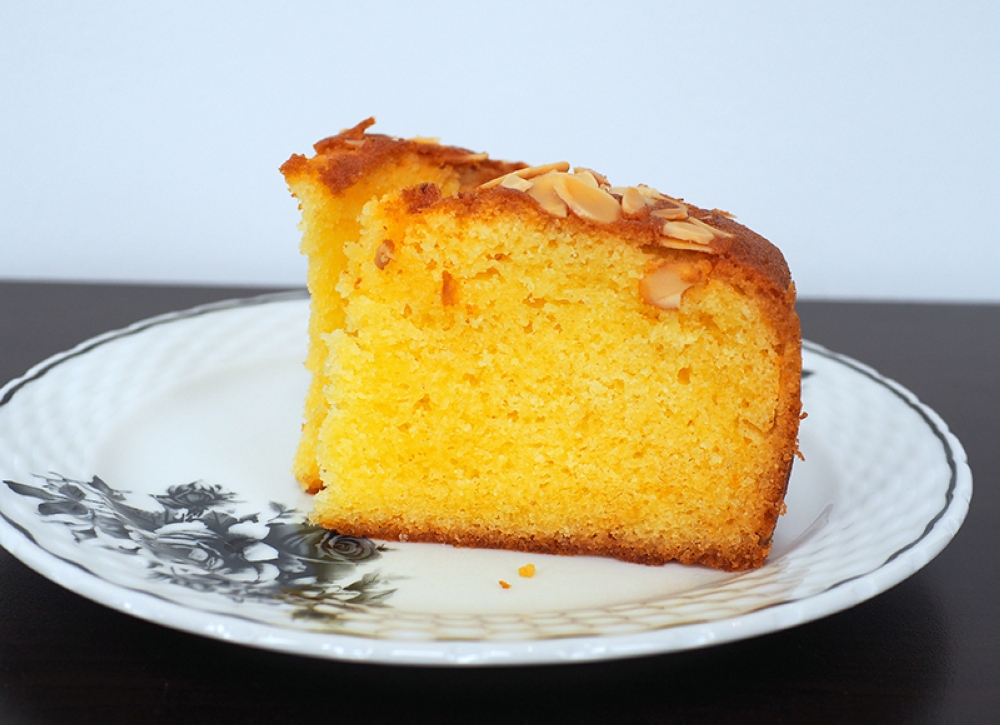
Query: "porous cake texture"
282 121 802 571
280 118 524 492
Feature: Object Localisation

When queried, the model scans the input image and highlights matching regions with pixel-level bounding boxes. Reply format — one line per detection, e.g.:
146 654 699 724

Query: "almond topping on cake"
479 162 571 188
660 219 715 246
621 187 650 217
523 173 569 218
550 172 622 223
640 262 705 310
482 166 731 247
650 199 689 221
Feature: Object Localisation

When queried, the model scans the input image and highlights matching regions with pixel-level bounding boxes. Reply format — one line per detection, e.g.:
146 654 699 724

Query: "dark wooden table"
1 281 997 724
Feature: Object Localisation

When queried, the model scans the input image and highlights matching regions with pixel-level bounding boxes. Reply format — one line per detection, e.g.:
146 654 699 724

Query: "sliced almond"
573 169 600 188
650 198 689 221
660 219 715 246
639 264 696 310
500 174 534 192
551 173 622 223
621 187 648 217
479 174 511 190
636 184 666 202
518 161 571 178
525 173 568 217
686 215 733 238
573 167 610 188
479 162 571 188
611 183 663 204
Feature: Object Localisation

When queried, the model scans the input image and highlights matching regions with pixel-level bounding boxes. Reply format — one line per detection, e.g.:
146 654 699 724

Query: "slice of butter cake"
282 122 801 571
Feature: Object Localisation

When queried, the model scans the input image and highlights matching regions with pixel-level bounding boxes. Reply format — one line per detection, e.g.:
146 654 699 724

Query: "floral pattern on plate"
5 474 394 620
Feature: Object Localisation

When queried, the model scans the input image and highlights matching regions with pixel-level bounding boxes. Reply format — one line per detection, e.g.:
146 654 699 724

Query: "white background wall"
2 1 998 301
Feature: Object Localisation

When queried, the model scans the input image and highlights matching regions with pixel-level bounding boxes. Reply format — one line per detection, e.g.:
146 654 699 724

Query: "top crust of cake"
399 162 795 307
415 184 792 294
281 121 790 300
280 118 525 196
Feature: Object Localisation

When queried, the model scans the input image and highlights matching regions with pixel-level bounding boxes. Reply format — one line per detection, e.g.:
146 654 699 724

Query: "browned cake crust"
315 520 779 570
281 117 525 195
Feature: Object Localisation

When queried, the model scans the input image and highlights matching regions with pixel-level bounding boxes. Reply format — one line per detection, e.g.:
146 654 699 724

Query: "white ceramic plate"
0 293 972 666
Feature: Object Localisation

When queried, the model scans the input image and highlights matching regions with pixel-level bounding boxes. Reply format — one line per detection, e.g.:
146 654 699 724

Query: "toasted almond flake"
551 173 622 223
573 167 609 188
621 187 648 217
479 162 571 188
339 118 374 139
686 215 733 238
650 197 689 221
525 173 569 217
639 264 695 310
573 169 600 188
661 219 715 245
500 174 534 191
650 207 688 221
342 138 365 148
411 136 441 145
499 580 511 589
637 184 666 202
613 185 661 206
519 161 571 178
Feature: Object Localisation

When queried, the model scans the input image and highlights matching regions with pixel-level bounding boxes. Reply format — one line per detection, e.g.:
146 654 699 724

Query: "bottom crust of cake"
308 510 785 572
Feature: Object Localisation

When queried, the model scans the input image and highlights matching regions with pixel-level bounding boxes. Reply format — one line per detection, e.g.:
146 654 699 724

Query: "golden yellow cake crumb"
280 118 524 493
518 564 536 579
499 580 512 589
282 120 802 572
